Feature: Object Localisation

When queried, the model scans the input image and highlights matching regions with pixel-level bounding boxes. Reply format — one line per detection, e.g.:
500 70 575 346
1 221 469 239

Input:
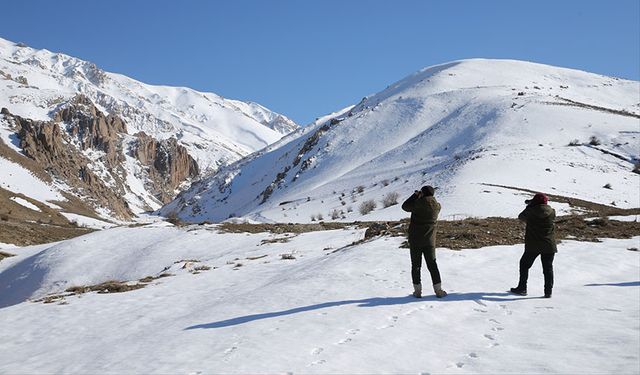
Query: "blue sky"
1 0 638 124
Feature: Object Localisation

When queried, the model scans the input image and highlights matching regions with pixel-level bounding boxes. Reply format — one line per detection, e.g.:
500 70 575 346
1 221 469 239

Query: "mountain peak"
161 59 639 223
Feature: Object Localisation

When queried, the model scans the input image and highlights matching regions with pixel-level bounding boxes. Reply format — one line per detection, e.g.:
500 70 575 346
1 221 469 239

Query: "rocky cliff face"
132 132 199 203
1 95 200 219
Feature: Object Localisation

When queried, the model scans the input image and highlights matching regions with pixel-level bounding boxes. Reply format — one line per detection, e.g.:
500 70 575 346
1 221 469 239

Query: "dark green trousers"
410 246 441 285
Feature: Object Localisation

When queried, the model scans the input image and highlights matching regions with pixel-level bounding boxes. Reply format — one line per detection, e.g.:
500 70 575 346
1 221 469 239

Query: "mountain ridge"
0 36 297 227
161 58 639 223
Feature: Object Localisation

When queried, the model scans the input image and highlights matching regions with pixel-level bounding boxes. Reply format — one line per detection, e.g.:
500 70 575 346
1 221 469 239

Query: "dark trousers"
518 251 554 293
410 246 441 285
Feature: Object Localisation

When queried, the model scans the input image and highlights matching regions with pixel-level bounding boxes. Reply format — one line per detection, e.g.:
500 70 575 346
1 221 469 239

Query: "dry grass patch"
34 279 150 305
0 220 93 246
260 236 292 245
247 254 268 260
66 280 146 294
218 221 353 234
280 253 296 260
0 251 16 262
139 273 173 283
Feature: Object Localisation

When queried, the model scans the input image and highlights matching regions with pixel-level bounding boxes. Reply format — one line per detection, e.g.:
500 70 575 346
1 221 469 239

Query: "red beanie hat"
526 192 548 205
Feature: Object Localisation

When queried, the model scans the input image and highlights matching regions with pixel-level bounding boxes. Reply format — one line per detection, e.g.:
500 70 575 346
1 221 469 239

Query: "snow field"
0 225 637 374
0 156 65 203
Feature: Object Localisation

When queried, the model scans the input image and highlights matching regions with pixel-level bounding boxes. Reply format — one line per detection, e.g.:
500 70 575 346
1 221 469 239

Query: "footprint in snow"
404 305 427 316
456 362 465 368
489 318 501 324
346 328 360 335
473 308 488 313
499 304 513 315
599 308 622 312
377 316 398 329
468 352 479 359
491 326 505 332
483 334 496 341
474 300 487 307
308 359 326 367
223 346 238 355
337 338 352 345
311 347 324 355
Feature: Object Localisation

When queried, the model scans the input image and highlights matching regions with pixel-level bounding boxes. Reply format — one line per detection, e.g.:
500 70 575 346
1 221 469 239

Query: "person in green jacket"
401 185 447 298
510 192 558 298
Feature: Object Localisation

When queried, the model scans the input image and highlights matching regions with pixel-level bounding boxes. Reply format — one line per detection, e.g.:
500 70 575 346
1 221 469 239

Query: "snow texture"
0 225 638 374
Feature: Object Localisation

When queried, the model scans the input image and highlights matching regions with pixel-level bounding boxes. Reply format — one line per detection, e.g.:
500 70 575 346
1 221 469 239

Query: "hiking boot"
544 291 552 298
510 287 527 296
433 283 447 298
412 284 422 298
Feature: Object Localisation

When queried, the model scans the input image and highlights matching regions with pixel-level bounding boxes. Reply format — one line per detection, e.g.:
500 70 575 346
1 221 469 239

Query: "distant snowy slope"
162 59 640 223
228 100 298 135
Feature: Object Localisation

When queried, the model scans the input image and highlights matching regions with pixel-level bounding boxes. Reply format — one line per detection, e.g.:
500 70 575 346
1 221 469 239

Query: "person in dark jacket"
510 192 558 298
401 185 447 298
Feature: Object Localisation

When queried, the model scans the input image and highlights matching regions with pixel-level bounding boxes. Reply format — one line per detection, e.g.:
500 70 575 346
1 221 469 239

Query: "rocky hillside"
161 59 640 223
0 37 298 225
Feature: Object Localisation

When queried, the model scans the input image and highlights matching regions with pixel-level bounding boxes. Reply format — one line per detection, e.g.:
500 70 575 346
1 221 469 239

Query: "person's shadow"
184 291 535 330
584 281 640 287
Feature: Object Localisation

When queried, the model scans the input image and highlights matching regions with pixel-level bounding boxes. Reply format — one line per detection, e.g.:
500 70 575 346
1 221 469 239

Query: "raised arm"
402 192 420 212
518 207 529 222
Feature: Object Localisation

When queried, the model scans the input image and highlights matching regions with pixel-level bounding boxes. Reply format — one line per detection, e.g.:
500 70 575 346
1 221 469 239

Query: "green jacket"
518 203 558 254
402 194 441 249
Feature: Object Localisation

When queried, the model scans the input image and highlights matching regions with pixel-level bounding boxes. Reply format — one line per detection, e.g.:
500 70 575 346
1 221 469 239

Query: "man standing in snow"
510 192 557 298
402 185 447 298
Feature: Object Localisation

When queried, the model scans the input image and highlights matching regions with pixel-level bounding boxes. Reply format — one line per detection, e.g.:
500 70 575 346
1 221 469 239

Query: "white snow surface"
9 196 40 211
59 212 116 229
608 214 640 222
162 59 640 223
0 155 65 203
0 226 638 374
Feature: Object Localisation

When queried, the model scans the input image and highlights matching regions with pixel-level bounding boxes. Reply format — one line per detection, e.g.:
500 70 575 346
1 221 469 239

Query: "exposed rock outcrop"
1 95 201 219
54 94 127 166
8 109 133 219
131 132 199 203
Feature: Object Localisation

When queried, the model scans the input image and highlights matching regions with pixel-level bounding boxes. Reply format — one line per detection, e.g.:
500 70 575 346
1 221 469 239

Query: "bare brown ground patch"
0 134 112 246
213 190 639 250
0 220 94 246
0 251 16 262
65 280 147 294
0 185 94 246
33 279 151 304
218 221 355 234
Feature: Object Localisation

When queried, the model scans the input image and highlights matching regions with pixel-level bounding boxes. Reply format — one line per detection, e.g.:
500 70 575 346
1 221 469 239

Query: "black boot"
510 281 527 296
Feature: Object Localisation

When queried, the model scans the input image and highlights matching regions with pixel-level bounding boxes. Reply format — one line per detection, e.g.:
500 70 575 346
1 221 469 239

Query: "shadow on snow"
185 292 539 330
584 281 640 287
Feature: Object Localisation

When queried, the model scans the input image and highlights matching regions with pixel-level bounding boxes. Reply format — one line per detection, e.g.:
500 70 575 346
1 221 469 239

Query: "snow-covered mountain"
0 37 297 220
1 54 638 374
162 59 640 223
